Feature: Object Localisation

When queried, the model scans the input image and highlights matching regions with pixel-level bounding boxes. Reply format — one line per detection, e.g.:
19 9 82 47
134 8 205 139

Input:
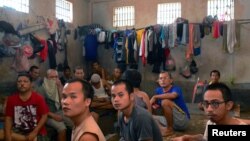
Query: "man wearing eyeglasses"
171 83 247 141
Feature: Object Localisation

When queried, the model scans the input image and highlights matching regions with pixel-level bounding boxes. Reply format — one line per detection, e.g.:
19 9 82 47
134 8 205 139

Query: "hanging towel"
193 25 201 56
181 23 188 44
212 21 220 39
186 24 194 59
136 29 145 47
222 24 227 52
227 20 237 54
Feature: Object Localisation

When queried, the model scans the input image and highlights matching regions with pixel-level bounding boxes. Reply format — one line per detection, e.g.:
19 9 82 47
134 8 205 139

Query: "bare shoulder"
102 79 111 87
79 132 99 141
137 91 150 99
102 79 108 84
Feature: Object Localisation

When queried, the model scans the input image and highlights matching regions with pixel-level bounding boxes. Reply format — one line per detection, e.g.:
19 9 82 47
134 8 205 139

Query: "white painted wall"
0 0 88 82
90 0 250 84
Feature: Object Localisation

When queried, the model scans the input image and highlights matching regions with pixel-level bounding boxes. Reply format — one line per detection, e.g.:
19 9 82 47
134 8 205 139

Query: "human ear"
226 101 234 111
85 98 91 106
130 93 135 102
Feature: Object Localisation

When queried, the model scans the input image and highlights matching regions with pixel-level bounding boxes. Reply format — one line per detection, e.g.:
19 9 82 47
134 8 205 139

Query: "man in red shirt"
5 72 49 141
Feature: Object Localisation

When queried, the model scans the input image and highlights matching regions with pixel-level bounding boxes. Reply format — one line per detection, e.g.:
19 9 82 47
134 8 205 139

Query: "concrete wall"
89 0 250 86
0 0 88 84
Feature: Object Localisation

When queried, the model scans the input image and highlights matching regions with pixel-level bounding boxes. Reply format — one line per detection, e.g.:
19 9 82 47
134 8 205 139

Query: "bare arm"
4 116 13 141
141 93 152 113
103 79 111 96
150 92 178 105
27 114 48 141
101 68 106 80
171 134 204 141
48 112 63 121
91 100 111 108
79 132 98 141
154 92 178 100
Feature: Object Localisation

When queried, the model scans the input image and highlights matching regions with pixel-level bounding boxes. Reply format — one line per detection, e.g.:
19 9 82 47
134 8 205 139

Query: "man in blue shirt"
150 71 190 136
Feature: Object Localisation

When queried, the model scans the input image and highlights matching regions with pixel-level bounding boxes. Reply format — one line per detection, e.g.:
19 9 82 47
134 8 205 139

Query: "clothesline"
236 19 250 24
129 19 250 32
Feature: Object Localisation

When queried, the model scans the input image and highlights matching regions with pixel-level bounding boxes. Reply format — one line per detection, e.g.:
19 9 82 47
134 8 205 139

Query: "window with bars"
113 6 135 27
0 0 29 13
207 0 234 21
157 2 181 24
56 0 73 23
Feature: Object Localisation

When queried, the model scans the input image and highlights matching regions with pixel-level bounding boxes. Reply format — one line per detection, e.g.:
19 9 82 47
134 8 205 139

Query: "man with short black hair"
73 66 85 80
172 83 248 141
5 72 49 141
209 70 220 85
61 79 106 141
60 66 72 85
29 65 43 88
111 79 163 141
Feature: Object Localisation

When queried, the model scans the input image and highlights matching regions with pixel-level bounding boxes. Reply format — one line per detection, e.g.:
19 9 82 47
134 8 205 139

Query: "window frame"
0 0 29 13
55 0 73 23
113 6 135 28
157 2 182 24
207 0 234 21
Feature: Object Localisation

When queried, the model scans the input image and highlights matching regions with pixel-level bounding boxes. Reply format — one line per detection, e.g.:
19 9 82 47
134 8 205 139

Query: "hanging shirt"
84 34 98 61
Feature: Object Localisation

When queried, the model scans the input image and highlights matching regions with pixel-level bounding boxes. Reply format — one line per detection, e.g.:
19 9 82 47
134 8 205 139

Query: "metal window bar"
113 6 134 27
157 3 181 24
0 0 29 13
207 0 234 21
56 0 72 22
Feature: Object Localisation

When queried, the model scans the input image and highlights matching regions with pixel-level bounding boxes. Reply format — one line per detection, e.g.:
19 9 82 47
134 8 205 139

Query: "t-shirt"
118 106 163 141
155 85 190 119
5 92 49 135
84 34 98 61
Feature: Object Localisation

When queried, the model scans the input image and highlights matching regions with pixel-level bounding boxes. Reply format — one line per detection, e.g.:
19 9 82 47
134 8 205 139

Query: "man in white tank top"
90 74 113 110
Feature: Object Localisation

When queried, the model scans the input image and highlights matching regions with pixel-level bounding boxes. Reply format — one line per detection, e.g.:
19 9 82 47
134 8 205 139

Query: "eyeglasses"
201 100 227 109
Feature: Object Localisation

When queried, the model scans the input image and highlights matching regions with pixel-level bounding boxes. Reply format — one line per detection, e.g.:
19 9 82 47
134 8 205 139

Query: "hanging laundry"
193 25 201 56
181 23 189 45
114 36 125 63
139 30 147 66
38 39 48 62
226 20 237 54
212 20 221 39
0 21 18 35
84 33 98 61
186 24 194 59
136 29 144 47
47 40 57 69
11 48 30 72
46 18 59 35
168 23 177 48
222 24 227 52
0 44 16 57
